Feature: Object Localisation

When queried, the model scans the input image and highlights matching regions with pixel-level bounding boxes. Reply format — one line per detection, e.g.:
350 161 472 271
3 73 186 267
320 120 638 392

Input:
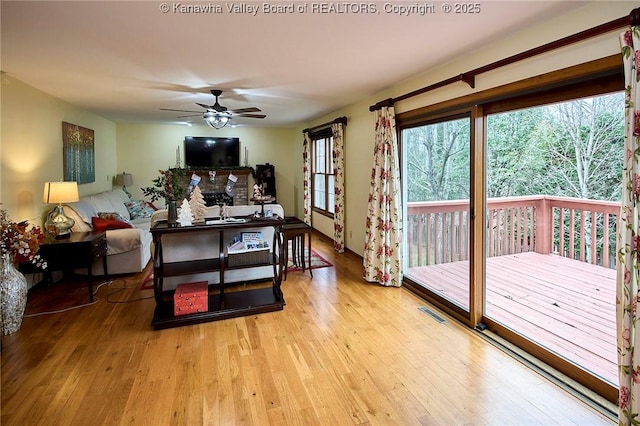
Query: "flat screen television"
184 136 240 168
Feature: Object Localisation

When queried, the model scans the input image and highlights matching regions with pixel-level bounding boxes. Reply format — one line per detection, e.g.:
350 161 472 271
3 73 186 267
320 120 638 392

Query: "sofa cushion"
130 217 152 231
111 188 131 204
105 228 151 255
92 216 133 232
84 193 115 217
65 199 98 224
84 190 130 221
103 190 132 220
63 205 93 233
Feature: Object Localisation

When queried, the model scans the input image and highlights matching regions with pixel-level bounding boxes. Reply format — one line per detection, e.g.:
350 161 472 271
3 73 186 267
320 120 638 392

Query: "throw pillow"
125 200 157 219
97 211 133 225
91 217 133 232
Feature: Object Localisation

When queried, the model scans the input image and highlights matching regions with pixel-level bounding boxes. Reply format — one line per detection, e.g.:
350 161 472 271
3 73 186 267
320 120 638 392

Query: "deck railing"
406 195 620 269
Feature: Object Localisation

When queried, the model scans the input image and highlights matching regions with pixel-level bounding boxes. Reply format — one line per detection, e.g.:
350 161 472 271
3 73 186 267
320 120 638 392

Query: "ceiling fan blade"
230 107 261 114
177 114 201 118
160 108 201 113
161 88 265 121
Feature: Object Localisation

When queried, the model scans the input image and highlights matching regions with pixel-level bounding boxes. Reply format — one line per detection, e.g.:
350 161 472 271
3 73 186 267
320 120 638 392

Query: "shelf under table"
151 287 284 330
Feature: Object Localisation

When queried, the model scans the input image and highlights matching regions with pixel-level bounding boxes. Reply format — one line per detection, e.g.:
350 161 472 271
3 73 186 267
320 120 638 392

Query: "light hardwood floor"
2 232 615 425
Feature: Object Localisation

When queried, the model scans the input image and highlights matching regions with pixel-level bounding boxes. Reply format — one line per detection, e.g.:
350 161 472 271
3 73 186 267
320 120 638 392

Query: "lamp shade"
42 181 79 204
115 173 133 186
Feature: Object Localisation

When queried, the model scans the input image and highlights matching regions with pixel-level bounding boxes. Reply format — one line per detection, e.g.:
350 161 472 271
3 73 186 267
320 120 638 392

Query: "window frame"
310 128 335 219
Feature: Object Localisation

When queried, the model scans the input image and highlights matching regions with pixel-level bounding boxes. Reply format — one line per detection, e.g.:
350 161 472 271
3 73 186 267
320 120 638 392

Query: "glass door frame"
399 106 485 327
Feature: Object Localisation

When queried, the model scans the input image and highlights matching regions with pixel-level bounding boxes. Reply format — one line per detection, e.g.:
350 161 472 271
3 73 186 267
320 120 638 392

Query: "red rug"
141 269 154 290
140 246 332 289
286 246 332 272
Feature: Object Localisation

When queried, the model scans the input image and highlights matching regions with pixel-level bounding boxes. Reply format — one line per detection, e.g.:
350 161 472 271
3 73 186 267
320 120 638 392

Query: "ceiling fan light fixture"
203 110 232 129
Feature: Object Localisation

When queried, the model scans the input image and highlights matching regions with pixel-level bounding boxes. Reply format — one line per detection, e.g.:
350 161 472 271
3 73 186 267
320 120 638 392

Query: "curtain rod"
303 116 348 133
370 7 640 112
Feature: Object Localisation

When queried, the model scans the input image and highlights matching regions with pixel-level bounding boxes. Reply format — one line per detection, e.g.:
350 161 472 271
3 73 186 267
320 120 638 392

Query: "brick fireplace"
178 167 252 206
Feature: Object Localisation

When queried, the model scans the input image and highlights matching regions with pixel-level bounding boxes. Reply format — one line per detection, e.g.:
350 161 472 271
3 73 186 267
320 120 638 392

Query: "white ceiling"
1 1 587 128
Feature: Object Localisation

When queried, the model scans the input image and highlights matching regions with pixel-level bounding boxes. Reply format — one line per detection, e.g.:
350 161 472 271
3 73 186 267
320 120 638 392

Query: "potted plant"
142 168 186 223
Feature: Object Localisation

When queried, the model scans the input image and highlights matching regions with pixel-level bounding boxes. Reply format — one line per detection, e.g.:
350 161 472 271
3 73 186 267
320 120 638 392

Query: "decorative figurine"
253 183 263 200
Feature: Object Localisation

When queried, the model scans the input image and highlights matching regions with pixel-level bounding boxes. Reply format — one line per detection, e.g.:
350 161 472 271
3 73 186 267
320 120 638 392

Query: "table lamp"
43 181 79 239
115 172 133 198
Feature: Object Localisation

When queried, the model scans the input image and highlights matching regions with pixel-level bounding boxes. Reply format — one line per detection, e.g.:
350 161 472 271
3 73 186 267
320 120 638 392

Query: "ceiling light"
203 111 232 129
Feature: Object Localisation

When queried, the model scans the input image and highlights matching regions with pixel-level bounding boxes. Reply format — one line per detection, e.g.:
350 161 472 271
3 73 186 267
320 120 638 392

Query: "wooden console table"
150 216 285 329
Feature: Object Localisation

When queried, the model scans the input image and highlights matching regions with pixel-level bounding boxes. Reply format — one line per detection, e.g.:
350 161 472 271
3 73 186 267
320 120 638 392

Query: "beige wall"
116 124 298 214
1 76 117 225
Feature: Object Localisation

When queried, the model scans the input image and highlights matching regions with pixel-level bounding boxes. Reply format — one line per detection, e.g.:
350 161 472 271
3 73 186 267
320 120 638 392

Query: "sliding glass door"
402 113 472 312
397 59 624 402
483 92 623 386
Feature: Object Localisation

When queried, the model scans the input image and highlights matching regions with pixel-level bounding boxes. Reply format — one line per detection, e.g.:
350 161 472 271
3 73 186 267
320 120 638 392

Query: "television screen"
184 137 240 168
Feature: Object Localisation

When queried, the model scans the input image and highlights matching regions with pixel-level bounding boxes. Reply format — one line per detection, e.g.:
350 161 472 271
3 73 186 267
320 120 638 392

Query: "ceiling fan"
160 89 266 129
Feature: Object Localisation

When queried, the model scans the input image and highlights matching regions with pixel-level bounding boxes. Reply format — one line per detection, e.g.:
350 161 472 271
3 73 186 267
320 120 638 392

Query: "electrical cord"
23 277 153 316
22 279 110 317
23 298 100 317
105 279 154 304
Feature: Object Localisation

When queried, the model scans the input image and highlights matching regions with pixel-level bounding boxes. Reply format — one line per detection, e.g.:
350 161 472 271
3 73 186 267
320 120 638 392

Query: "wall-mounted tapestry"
62 122 95 184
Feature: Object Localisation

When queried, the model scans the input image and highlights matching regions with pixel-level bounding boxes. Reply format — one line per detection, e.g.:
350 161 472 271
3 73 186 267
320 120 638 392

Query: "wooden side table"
282 218 312 280
38 231 108 302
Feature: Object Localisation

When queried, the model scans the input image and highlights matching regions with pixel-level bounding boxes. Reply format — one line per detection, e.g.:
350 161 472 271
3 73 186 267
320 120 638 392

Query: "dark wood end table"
282 218 312 280
38 231 108 302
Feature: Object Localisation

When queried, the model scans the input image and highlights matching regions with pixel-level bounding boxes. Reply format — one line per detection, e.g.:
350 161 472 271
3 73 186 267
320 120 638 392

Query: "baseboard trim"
309 228 363 262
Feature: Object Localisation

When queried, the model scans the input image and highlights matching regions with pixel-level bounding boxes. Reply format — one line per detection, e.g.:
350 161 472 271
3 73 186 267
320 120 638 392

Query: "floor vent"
418 306 446 323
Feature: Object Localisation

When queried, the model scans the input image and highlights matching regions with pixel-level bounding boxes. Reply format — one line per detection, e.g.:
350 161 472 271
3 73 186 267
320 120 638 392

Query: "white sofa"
150 204 285 291
62 189 153 275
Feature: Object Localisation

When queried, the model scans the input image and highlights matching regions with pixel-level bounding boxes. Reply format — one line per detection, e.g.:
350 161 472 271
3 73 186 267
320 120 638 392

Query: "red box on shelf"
174 281 209 316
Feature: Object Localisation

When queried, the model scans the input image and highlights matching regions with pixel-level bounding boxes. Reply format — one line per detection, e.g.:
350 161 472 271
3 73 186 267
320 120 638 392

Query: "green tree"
404 92 623 203
404 117 470 202
542 94 623 201
486 108 548 197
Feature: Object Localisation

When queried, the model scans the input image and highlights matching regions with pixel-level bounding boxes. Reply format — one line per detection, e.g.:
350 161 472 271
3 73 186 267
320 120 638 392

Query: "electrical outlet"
107 175 110 182
349 230 352 238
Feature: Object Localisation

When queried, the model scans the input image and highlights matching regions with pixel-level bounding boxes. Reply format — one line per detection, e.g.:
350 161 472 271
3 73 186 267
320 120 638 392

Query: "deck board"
406 252 617 384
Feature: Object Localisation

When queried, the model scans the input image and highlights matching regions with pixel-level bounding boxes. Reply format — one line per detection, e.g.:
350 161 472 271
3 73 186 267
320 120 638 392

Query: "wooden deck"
406 251 617 385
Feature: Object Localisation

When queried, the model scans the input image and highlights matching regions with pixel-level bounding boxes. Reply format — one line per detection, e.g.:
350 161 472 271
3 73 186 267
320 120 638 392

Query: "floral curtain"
332 122 345 253
303 133 312 226
618 26 640 424
363 106 403 287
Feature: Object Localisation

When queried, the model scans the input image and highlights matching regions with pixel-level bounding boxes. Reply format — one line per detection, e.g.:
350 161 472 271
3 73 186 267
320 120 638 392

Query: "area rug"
140 245 333 289
286 244 332 272
141 269 154 290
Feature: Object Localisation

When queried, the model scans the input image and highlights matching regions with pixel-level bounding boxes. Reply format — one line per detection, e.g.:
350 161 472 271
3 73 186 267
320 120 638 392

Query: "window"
311 129 334 217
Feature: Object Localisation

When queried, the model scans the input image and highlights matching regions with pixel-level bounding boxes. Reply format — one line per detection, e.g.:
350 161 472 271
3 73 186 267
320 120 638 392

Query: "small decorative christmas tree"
177 198 193 227
189 186 206 223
